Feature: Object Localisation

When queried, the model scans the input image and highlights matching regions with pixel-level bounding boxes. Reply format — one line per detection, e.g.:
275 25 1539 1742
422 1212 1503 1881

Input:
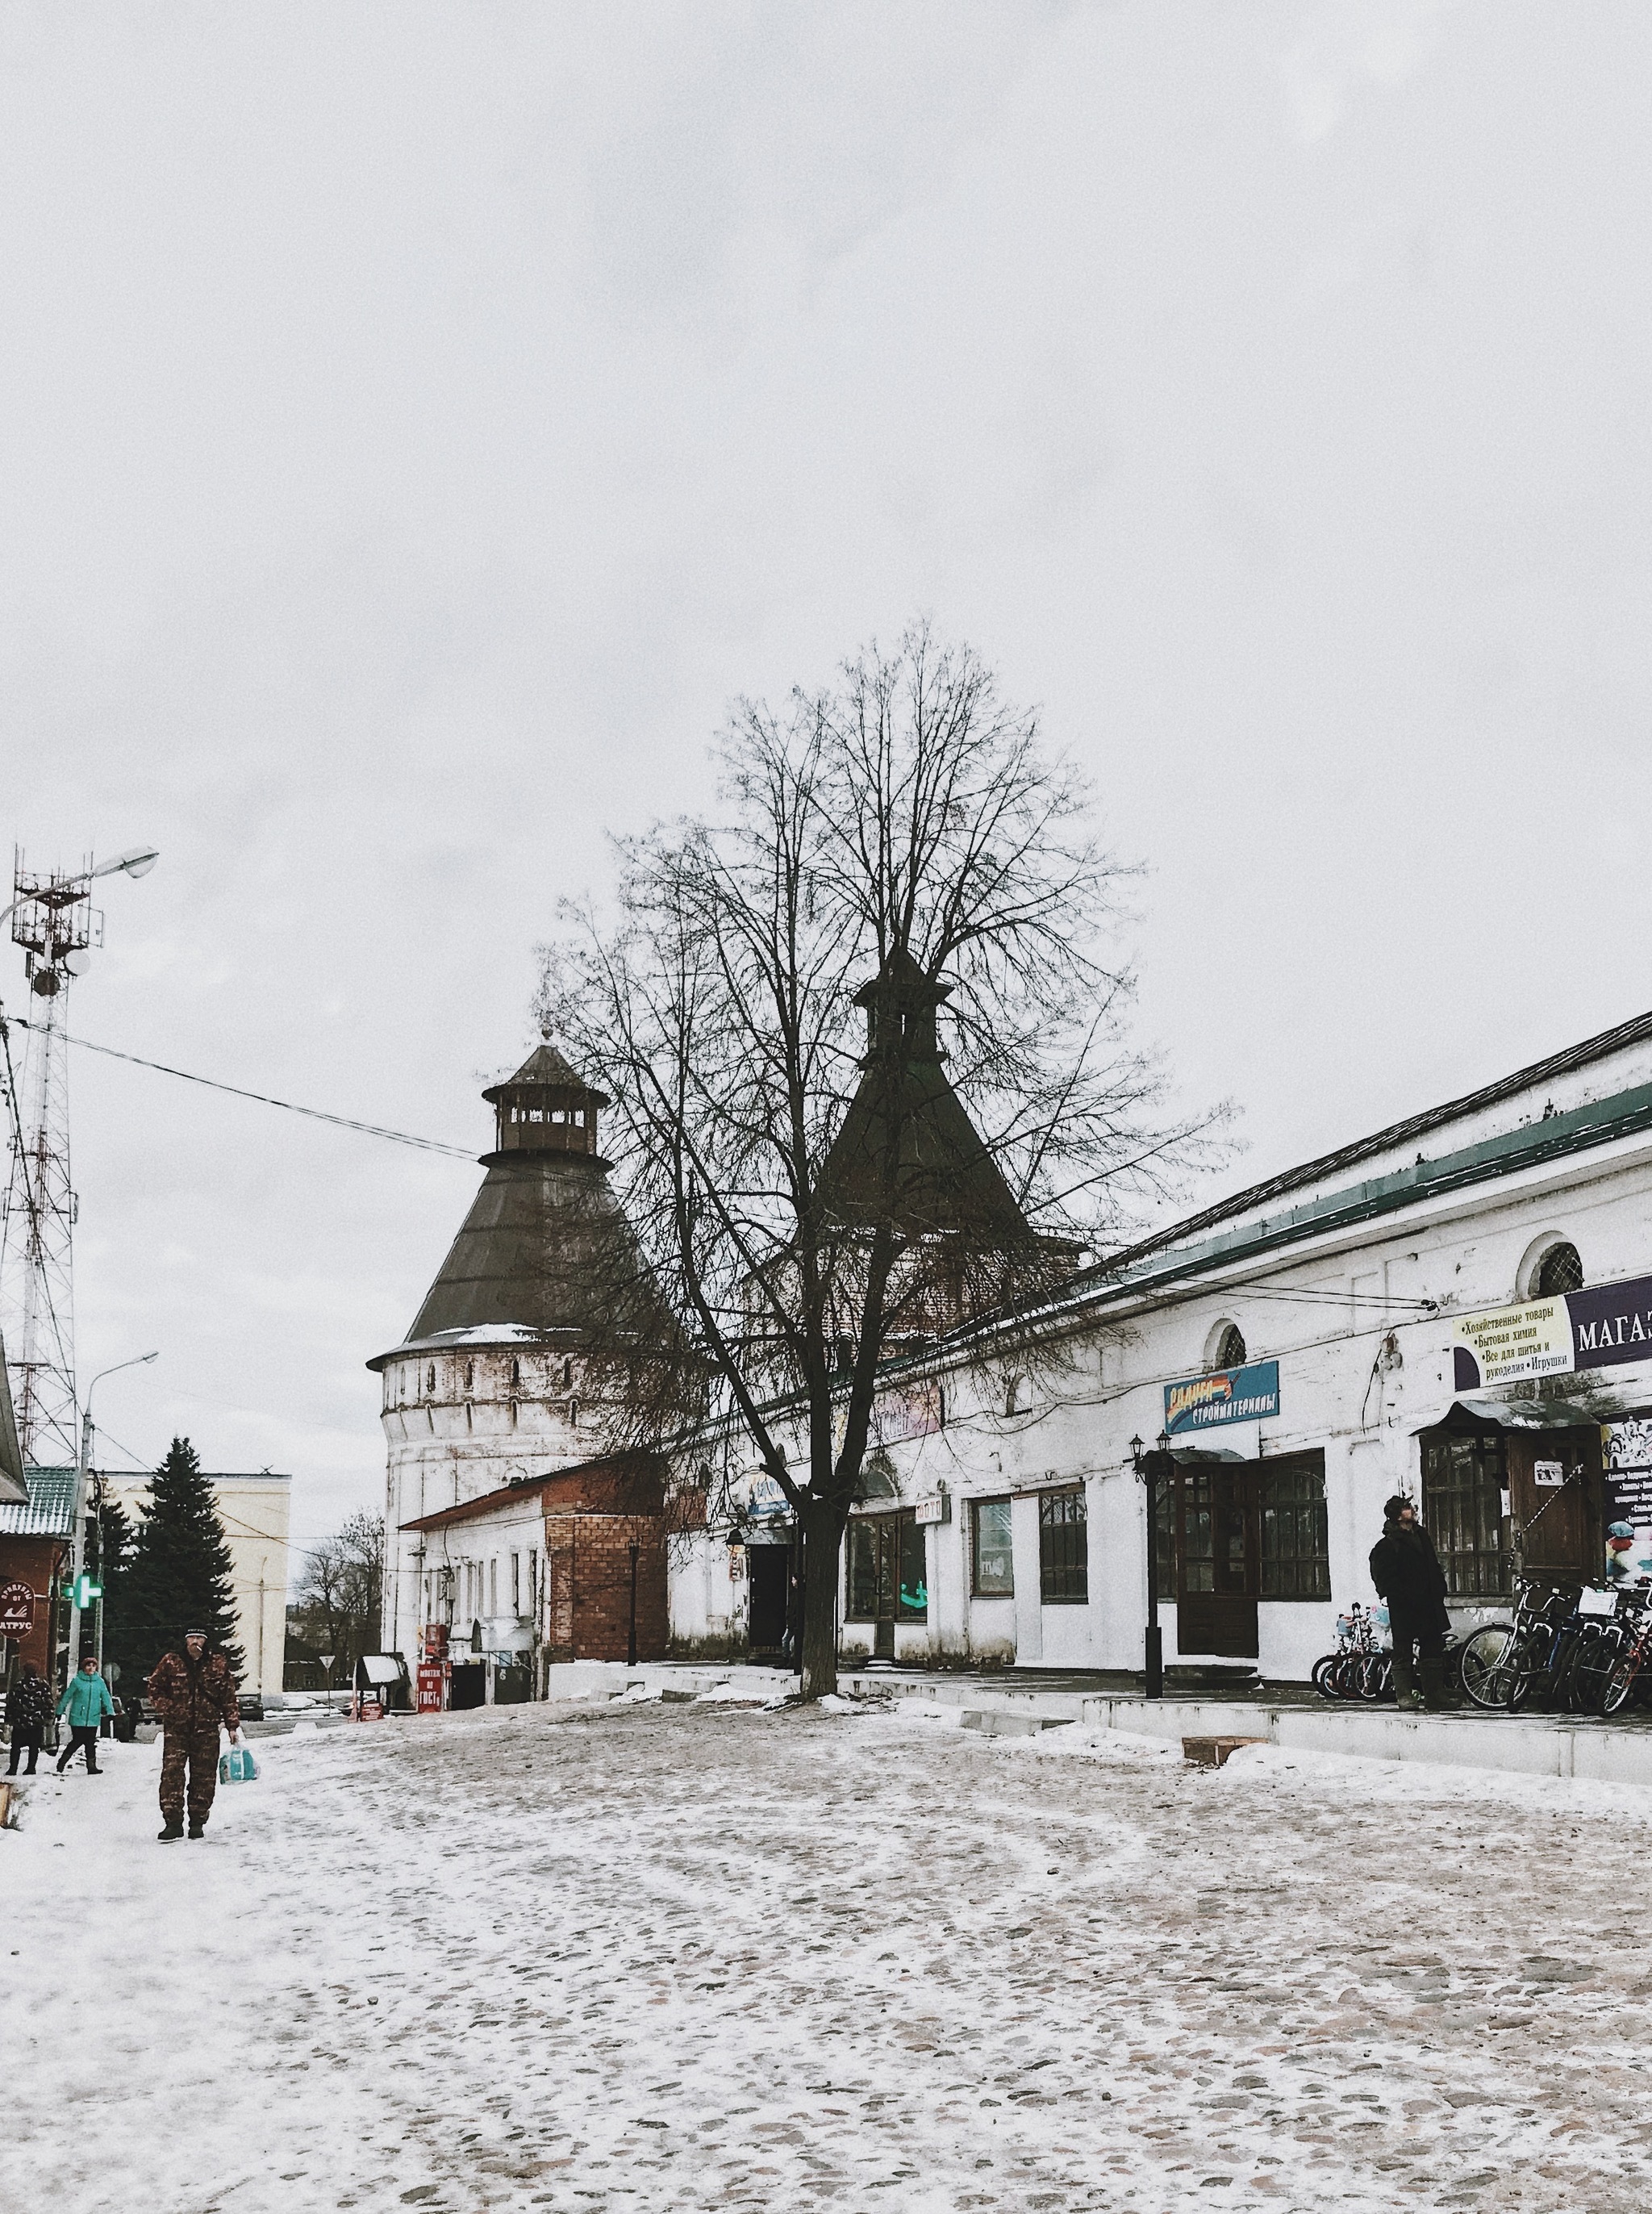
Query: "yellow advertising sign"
1451 1296 1574 1390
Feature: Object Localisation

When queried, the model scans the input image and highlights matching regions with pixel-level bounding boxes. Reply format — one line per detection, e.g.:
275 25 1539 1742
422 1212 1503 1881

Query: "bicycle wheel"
1505 1627 1550 1712
1312 1654 1340 1702
1458 1623 1516 1711
1600 1646 1643 1718
1571 1624 1622 1714
1354 1653 1387 1702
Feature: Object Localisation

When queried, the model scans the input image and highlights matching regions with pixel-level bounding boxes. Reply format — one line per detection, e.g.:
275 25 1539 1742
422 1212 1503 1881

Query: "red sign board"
416 1663 444 1715
0 1581 36 1636
354 1696 384 1723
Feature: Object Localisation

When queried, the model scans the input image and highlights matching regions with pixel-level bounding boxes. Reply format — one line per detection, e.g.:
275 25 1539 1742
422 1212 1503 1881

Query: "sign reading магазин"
1163 1360 1280 1436
1452 1272 1652 1390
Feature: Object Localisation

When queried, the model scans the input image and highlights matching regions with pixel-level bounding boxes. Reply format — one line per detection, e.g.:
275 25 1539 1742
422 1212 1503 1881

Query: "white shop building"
669 1005 1652 1681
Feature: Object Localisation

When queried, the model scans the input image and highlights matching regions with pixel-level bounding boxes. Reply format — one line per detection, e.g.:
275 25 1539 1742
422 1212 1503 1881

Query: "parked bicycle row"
1314 1577 1652 1718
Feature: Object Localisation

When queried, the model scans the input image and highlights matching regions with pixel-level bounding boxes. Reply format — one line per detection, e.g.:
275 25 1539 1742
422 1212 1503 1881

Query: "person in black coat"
1370 1493 1454 1711
6 1662 52 1774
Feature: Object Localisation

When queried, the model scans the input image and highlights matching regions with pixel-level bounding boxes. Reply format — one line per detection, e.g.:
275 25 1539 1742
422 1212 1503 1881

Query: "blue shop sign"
1163 1360 1281 1435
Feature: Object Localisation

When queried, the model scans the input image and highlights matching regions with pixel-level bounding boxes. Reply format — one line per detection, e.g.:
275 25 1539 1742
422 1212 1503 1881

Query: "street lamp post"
1131 1430 1173 1702
68 1351 159 1682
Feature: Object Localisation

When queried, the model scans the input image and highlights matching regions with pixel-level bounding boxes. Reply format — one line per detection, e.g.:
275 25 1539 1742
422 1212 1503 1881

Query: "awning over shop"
1420 1397 1608 1435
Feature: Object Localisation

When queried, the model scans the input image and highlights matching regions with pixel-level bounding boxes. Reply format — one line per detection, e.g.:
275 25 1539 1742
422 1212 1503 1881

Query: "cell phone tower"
0 845 158 1465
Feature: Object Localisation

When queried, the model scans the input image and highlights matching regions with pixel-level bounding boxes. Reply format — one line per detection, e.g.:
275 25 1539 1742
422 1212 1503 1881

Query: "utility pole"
67 1352 159 1679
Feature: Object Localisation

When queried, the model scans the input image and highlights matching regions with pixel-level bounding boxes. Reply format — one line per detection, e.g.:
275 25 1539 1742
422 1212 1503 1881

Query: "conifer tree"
110 1439 244 1681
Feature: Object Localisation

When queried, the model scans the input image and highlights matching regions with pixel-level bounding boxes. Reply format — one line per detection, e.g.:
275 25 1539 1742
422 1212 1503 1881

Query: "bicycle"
1312 1604 1391 1702
1595 1580 1652 1716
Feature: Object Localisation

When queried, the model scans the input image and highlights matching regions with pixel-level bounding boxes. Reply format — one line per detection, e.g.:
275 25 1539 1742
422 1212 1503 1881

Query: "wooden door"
1175 1466 1260 1658
1507 1427 1602 1587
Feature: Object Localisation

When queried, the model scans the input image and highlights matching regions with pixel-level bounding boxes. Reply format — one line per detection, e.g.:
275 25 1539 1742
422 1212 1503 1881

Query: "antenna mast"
0 842 157 1466
1 858 95 1464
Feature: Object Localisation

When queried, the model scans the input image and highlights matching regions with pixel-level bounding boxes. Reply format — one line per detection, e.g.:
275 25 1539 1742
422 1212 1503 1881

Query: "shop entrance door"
746 1546 789 1662
1174 1465 1259 1658
1507 1426 1603 1586
846 1510 927 1659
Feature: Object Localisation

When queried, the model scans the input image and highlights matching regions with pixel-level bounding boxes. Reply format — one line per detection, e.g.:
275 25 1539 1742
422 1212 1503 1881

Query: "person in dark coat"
147 1630 241 1841
1370 1492 1454 1711
6 1662 52 1775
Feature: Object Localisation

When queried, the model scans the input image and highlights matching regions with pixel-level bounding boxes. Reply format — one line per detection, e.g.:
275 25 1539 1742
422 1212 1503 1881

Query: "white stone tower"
369 1040 640 1655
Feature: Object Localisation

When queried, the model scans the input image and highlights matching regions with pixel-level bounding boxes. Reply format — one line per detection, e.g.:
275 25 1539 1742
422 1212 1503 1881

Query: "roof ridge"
1088 1003 1652 1281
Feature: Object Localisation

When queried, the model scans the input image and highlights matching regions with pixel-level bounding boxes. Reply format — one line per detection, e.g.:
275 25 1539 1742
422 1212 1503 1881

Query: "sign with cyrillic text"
1453 1271 1652 1390
1163 1360 1280 1436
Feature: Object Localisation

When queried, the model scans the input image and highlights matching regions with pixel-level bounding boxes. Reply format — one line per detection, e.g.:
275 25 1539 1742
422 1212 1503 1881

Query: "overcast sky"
4 2 1649 1550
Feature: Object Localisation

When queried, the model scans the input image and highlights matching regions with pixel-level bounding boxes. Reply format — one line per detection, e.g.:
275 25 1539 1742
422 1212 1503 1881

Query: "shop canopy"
1421 1397 1607 1434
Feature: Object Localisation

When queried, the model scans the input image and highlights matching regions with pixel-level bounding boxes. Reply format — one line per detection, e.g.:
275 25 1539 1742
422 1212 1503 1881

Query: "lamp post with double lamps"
1130 1429 1174 1701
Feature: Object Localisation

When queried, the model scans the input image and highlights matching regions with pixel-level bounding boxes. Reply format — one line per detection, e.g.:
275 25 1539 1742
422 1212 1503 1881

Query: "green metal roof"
0 1465 76 1539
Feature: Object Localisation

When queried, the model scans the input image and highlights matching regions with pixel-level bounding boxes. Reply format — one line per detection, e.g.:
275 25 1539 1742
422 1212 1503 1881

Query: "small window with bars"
1038 1489 1088 1605
1536 1241 1583 1297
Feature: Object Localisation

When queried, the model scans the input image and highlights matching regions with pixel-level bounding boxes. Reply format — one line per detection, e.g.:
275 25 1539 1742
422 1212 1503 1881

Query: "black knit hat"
1383 1493 1413 1521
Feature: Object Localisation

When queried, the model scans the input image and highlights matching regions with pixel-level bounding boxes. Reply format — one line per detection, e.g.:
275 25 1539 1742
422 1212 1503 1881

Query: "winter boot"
157 1819 185 1842
1420 1657 1452 1711
1391 1648 1422 1711
86 1750 101 1774
188 1821 206 1840
55 1747 73 1773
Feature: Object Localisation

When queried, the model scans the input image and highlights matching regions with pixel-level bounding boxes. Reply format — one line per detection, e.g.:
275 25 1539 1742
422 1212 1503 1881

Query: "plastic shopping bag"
219 1744 260 1786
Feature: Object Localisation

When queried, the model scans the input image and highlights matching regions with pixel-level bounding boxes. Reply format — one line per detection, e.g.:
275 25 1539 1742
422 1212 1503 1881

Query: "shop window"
1153 1482 1175 1602
971 1498 1015 1597
846 1511 927 1621
1421 1430 1511 1598
1212 1322 1246 1371
1258 1453 1330 1600
1537 1242 1583 1298
1038 1489 1088 1605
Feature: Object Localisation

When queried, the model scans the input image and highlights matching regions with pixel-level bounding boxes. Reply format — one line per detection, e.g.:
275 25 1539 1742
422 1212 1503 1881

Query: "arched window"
561 1356 574 1389
1537 1241 1583 1297
1212 1322 1246 1372
426 1363 436 1394
510 1356 521 1389
568 1396 580 1430
463 1360 474 1392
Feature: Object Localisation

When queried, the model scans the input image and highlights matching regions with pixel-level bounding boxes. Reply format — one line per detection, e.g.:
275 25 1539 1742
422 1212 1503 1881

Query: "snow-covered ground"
7 1692 1652 2213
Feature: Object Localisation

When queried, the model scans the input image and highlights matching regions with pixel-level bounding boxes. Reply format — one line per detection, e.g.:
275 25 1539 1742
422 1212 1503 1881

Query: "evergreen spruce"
110 1438 244 1682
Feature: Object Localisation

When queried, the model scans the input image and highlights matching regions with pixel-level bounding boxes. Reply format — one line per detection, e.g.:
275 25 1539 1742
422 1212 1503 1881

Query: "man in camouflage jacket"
147 1630 241 1841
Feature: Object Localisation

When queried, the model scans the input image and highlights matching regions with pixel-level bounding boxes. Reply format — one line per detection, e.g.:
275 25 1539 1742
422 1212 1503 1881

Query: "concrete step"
960 1710 1074 1738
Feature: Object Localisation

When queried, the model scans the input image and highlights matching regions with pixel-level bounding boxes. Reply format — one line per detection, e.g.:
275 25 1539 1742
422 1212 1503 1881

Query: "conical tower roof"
370 1039 642 1360
818 954 1033 1244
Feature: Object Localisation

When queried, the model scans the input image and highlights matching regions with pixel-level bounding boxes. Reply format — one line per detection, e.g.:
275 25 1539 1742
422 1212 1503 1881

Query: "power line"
5 1016 475 1161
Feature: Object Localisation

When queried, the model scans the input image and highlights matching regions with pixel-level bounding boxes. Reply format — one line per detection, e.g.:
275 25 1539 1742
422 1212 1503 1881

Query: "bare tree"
294 1511 386 1670
540 625 1221 1698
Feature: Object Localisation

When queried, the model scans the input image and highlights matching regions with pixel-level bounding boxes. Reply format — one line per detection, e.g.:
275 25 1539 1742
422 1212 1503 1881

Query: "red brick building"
401 1450 669 1685
541 1454 668 1665
0 1468 74 1694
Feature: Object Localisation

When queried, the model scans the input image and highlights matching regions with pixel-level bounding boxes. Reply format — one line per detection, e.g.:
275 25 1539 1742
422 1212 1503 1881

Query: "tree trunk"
798 1496 844 1701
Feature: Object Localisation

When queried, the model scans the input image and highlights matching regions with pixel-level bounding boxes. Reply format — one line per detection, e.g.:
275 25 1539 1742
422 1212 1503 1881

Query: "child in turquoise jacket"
56 1655 115 1775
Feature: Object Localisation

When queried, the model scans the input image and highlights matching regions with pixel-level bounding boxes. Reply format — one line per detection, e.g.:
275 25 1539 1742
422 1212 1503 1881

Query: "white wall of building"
668 1033 1652 1681
105 1469 291 1694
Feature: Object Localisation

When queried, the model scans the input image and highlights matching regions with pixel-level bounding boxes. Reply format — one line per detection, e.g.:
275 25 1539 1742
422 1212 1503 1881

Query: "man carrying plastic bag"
146 1628 242 1842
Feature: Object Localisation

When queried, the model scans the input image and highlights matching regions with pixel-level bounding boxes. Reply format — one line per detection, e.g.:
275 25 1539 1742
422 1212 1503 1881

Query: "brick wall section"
544 1512 668 1661
0 1535 68 1686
